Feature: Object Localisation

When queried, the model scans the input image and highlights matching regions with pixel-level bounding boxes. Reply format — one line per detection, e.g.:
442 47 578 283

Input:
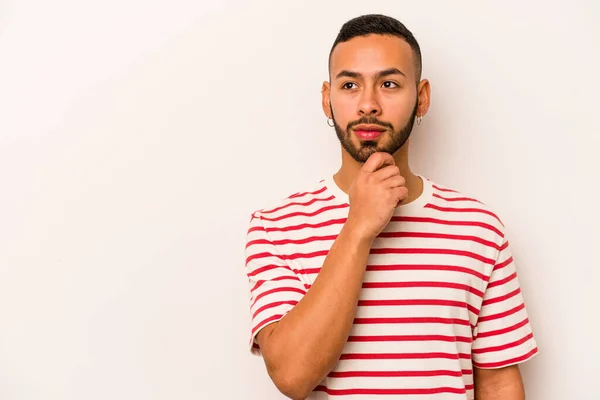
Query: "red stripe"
248 240 350 260
328 369 469 378
261 195 334 214
261 203 349 222
477 303 525 323
251 276 301 292
294 267 321 276
391 216 504 237
425 203 501 223
432 184 458 193
246 238 271 249
493 256 513 271
265 218 346 233
473 332 534 354
247 236 338 249
252 300 298 319
262 215 503 237
370 247 495 265
362 281 484 298
288 186 327 199
340 352 471 360
475 318 530 339
500 240 509 251
272 234 338 246
251 287 306 308
358 299 479 315
433 192 481 203
247 263 293 277
281 250 329 261
473 347 538 369
251 314 283 335
487 271 517 288
258 247 495 264
314 386 467 396
353 316 471 326
246 251 281 264
348 334 472 343
482 287 521 306
247 225 266 235
248 250 331 263
367 264 489 282
377 231 501 250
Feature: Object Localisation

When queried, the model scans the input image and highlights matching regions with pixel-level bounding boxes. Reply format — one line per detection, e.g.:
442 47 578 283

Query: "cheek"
332 95 356 112
382 93 417 120
331 96 358 124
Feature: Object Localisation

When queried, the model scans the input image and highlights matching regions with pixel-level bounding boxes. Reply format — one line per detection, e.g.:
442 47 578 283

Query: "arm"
471 232 537 399
257 222 373 399
474 365 525 400
254 153 406 399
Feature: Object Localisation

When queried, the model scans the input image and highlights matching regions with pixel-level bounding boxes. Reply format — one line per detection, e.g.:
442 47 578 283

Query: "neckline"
322 173 433 214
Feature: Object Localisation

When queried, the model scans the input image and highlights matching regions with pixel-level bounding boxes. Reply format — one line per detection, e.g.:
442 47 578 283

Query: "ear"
416 79 431 117
321 81 332 118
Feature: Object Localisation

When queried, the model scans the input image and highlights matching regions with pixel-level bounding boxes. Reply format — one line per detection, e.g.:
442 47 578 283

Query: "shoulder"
249 178 330 222
424 177 507 238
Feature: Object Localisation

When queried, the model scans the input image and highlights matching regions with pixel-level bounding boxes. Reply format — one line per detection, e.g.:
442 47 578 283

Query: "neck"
333 140 424 204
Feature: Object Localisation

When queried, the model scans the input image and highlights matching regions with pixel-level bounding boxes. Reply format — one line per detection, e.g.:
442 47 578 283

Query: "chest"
272 219 497 325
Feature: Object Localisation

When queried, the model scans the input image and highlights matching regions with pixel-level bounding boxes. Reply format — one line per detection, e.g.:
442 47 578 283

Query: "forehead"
330 34 415 80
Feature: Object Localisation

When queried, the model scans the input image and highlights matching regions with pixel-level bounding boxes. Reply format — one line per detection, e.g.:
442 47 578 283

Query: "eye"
382 81 399 89
342 82 358 90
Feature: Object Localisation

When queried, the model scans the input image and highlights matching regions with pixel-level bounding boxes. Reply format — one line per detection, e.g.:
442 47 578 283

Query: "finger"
373 165 402 182
361 152 395 173
392 186 409 203
385 175 406 188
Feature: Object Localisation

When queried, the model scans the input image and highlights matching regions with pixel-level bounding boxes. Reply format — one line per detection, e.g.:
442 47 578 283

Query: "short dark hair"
328 14 422 83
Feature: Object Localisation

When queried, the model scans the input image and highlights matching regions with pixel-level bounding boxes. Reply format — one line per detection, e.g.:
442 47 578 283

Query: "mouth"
353 124 386 140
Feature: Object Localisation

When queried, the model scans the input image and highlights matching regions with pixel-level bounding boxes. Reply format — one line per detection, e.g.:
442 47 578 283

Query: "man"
244 14 538 400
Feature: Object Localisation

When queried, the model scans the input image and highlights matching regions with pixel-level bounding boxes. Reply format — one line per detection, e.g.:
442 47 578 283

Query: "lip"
354 129 384 141
353 124 386 132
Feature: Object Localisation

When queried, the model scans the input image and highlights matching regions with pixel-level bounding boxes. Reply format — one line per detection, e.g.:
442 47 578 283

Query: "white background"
1 1 599 399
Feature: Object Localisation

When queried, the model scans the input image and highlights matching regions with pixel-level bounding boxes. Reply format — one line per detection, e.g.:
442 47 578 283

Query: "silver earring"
416 115 423 125
327 118 335 127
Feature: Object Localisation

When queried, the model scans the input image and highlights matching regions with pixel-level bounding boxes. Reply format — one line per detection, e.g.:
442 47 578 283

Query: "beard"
331 100 419 163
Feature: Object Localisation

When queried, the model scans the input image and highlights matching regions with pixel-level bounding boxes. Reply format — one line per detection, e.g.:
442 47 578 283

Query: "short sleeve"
471 237 539 368
244 212 307 356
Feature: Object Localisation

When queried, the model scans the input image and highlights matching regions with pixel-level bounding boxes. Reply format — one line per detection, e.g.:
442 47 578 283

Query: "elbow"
275 376 314 400
260 327 321 399
270 366 316 400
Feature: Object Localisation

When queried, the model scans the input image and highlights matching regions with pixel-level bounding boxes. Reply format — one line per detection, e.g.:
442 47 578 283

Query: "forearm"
264 220 372 397
474 365 525 400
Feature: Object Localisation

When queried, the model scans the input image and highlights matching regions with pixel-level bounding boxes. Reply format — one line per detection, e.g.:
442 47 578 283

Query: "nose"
358 87 382 116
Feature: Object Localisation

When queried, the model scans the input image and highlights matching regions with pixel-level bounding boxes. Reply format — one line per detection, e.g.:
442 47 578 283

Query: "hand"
346 152 408 240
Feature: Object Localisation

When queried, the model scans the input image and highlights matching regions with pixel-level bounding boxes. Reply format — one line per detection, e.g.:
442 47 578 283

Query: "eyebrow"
335 67 407 80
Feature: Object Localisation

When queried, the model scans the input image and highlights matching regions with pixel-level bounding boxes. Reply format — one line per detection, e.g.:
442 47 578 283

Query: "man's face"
325 34 419 163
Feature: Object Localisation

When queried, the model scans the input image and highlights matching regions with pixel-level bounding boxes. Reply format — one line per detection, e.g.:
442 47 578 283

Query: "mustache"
347 117 394 131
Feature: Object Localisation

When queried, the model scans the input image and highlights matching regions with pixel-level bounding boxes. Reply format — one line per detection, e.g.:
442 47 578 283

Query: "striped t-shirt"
244 174 538 399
